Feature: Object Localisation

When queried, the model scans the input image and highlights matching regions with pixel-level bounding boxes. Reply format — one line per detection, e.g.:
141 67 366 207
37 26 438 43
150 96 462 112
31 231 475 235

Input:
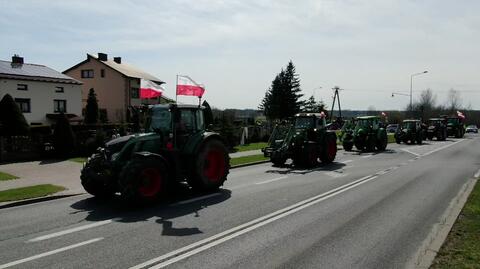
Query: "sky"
1 0 479 110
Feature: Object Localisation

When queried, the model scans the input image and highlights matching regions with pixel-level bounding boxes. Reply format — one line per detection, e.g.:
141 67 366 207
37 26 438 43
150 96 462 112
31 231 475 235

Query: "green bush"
53 113 76 157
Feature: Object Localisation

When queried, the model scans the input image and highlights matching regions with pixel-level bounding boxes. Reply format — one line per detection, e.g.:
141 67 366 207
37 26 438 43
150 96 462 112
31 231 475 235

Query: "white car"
465 125 478 133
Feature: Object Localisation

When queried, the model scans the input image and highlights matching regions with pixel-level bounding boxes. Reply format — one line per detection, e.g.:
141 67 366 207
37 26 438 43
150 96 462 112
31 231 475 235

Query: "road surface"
0 134 478 269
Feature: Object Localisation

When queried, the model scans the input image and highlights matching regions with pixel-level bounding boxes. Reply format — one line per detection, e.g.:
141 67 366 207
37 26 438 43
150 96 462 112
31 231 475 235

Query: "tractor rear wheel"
119 157 168 204
303 142 318 167
188 139 229 192
320 135 337 163
366 137 376 152
343 141 353 151
80 154 115 198
376 133 388 151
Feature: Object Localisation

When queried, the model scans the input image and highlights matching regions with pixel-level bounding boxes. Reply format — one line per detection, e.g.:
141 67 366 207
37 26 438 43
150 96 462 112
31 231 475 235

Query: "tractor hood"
105 133 157 155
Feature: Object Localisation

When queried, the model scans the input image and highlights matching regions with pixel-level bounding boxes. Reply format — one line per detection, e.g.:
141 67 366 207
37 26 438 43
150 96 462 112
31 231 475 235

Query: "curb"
231 160 270 169
408 176 478 268
0 193 84 210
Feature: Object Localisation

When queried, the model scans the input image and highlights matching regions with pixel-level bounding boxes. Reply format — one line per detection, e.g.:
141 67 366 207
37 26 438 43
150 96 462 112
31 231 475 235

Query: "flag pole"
175 75 178 104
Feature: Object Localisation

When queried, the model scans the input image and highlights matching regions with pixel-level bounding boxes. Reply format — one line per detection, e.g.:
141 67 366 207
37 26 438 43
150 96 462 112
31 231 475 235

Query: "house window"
81 69 94 78
15 98 31 113
55 86 64 93
101 69 105 78
131 88 140 99
54 99 67 113
17 84 28 91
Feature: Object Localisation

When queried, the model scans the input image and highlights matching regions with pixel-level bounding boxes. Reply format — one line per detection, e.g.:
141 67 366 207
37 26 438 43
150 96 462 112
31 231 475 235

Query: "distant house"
0 55 82 125
64 53 172 123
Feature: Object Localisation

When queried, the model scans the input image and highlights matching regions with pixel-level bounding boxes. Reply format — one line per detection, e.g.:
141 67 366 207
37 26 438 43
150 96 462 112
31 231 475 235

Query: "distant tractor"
426 118 447 141
394 119 424 144
262 113 337 167
343 116 388 152
444 115 465 138
80 104 230 203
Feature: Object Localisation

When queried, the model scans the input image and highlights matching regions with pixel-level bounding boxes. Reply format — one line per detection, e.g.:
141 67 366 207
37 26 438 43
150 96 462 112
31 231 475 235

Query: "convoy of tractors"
80 105 468 204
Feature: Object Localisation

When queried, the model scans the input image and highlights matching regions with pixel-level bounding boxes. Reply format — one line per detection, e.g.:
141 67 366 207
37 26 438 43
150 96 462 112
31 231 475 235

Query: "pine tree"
303 95 328 113
259 61 303 121
0 94 30 136
53 113 76 157
85 88 99 124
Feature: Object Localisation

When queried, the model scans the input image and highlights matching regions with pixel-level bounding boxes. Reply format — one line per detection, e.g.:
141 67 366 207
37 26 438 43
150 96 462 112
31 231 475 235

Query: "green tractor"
426 118 447 141
343 116 388 152
262 113 337 167
80 104 230 203
444 115 465 138
394 119 424 144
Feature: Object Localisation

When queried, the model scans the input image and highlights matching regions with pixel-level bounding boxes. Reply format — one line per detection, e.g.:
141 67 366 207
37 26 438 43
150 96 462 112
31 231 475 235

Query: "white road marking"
474 169 480 179
361 154 373 158
341 160 353 164
422 139 464 156
172 193 222 206
28 220 112 242
376 170 389 175
130 174 379 269
255 176 288 185
401 148 421 157
0 238 103 269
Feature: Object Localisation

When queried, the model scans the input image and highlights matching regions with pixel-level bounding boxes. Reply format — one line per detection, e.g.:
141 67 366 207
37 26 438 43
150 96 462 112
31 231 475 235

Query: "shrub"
0 94 30 136
53 113 76 157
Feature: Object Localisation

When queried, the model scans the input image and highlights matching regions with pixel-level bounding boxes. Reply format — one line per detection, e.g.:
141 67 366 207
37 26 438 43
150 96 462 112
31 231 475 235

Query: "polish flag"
457 111 465 119
140 79 164 99
176 75 205 97
381 112 387 117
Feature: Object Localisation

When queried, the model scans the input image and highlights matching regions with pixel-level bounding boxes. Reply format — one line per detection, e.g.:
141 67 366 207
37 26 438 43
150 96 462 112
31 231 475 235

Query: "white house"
0 55 82 125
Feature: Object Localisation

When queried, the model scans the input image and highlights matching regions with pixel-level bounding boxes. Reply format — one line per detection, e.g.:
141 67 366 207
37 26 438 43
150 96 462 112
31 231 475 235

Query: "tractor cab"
293 113 327 130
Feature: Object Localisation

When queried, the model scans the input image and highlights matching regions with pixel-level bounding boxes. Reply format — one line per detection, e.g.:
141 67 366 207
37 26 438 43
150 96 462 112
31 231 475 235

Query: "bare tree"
446 88 462 113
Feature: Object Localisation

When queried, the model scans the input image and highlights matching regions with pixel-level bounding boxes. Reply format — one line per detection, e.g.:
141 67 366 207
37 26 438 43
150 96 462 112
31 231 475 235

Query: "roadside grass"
230 154 268 166
0 171 18 181
431 179 480 268
0 184 66 202
387 133 395 143
69 157 87 164
233 142 268 152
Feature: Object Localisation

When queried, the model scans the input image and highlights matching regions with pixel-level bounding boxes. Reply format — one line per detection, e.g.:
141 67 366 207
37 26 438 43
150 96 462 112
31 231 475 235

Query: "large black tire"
303 142 319 167
376 133 388 151
187 139 230 192
366 136 376 152
119 157 168 204
80 154 115 198
455 129 461 138
343 141 353 151
271 155 287 167
320 135 337 163
427 134 433 140
416 135 422 145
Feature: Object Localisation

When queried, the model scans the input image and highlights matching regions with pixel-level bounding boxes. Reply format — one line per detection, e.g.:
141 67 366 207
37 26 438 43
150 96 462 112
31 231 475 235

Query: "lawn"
431 179 480 268
233 142 268 152
69 157 87 164
230 154 268 166
0 171 18 181
0 184 66 202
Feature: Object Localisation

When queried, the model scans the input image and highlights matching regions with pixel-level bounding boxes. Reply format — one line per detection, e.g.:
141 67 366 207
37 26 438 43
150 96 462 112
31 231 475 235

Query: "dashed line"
0 238 104 269
28 220 112 242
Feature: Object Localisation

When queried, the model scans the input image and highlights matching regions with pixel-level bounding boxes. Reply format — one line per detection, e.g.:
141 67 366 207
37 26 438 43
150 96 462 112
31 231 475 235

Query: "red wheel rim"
138 168 162 197
204 149 226 183
327 140 336 160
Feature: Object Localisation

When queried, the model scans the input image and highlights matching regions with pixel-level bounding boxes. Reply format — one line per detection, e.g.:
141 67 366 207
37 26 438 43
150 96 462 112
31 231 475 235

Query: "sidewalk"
0 160 84 195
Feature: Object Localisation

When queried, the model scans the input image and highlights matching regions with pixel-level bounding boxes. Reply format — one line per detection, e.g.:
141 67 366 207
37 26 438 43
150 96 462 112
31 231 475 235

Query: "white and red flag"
381 112 387 117
176 75 205 97
457 111 465 119
140 79 164 99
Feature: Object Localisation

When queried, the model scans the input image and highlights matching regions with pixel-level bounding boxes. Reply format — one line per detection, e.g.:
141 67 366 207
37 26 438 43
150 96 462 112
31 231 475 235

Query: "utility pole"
330 86 343 123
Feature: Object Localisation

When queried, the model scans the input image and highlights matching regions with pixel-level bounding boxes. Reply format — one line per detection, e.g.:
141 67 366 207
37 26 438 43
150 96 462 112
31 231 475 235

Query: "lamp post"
410 71 428 111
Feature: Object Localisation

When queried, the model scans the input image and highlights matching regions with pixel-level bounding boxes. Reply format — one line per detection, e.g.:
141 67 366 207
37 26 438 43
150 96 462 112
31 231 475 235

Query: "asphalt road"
0 134 479 269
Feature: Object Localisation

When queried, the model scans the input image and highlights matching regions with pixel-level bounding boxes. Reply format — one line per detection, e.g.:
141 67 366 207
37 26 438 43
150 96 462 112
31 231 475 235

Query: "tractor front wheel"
80 154 115 199
320 135 337 163
343 141 353 151
188 139 230 192
119 158 168 204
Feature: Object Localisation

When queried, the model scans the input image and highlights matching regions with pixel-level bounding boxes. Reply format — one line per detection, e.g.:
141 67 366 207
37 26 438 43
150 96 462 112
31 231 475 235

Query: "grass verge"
431 179 480 268
230 154 268 166
0 171 18 181
233 142 268 152
0 184 66 202
69 157 87 164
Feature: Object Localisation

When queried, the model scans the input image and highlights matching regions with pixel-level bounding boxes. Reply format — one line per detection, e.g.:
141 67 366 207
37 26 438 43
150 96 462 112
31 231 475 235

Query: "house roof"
64 54 164 84
0 60 82 85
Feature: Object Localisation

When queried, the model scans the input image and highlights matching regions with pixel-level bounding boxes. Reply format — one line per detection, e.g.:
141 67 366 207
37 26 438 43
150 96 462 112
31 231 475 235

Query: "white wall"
0 78 82 125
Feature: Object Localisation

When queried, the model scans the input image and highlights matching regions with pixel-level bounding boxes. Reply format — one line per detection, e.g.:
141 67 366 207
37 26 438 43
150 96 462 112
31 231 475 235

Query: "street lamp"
410 71 428 111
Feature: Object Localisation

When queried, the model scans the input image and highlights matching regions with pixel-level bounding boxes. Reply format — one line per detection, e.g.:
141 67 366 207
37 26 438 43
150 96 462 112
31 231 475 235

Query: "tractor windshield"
447 118 459 124
294 117 315 129
356 119 371 128
147 107 172 133
403 121 416 129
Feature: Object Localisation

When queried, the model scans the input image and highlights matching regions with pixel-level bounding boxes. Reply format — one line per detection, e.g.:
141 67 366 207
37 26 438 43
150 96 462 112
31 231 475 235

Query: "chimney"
98 53 108 61
12 54 24 64
113 57 122 64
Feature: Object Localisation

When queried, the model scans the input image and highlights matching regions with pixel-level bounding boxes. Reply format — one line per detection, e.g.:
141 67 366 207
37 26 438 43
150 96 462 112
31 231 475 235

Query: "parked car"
465 125 478 133
386 124 398 133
